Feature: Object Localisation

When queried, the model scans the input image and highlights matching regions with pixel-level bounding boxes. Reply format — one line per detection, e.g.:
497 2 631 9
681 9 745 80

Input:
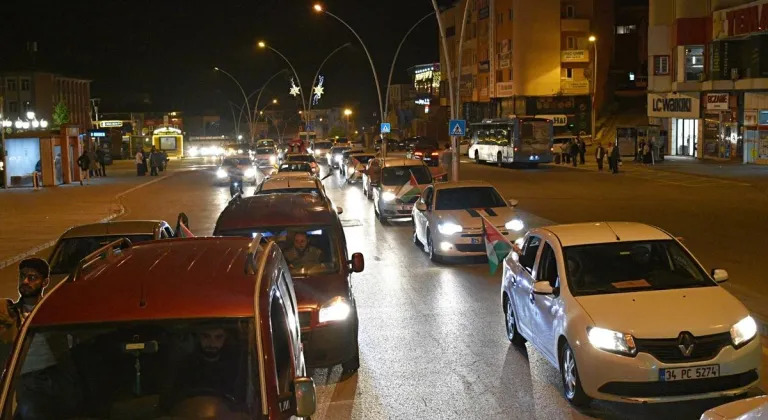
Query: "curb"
0 171 183 271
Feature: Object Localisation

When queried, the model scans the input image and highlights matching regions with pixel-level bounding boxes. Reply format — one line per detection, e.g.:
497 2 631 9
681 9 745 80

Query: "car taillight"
514 147 519 152
415 152 423 156
431 152 439 156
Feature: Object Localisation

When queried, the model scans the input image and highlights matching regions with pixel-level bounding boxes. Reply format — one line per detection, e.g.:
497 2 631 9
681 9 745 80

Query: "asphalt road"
1 158 766 419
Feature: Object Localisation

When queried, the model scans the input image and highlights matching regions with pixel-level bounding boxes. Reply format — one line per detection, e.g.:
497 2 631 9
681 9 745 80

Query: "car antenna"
604 222 621 241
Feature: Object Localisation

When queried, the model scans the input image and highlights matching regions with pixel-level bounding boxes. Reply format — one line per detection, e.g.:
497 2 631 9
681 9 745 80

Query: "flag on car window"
396 170 422 201
482 216 512 274
178 221 194 238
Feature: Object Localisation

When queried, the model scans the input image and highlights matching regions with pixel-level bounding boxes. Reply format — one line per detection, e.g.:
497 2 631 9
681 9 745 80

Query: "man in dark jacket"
610 143 621 174
577 136 586 164
570 140 580 167
96 148 107 177
595 143 606 171
0 258 51 362
77 150 90 185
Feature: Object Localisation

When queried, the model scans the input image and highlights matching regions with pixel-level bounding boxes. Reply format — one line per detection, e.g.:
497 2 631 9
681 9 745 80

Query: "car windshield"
335 138 349 143
435 187 506 210
219 226 339 276
256 147 274 154
563 240 714 296
256 141 273 147
314 142 332 150
6 318 262 419
332 147 350 155
381 166 432 186
256 188 320 195
49 234 155 275
223 158 251 167
286 155 313 163
279 163 312 172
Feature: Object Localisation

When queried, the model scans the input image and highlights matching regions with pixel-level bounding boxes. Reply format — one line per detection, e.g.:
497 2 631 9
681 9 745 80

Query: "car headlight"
216 168 228 178
189 147 199 157
587 327 636 356
381 191 396 202
318 297 351 324
238 149 244 154
505 219 525 232
244 168 256 178
437 222 463 235
307 148 314 154
269 156 276 164
335 155 343 162
730 316 757 348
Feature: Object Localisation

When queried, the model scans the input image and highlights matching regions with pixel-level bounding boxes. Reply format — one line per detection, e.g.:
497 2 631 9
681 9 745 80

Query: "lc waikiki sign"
713 0 768 40
648 93 700 119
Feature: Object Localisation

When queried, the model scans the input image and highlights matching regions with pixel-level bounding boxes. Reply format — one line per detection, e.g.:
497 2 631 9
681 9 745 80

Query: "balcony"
561 18 590 33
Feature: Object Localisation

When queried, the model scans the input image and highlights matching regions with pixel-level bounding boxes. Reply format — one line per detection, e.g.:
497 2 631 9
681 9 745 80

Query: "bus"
468 117 554 167
151 127 184 159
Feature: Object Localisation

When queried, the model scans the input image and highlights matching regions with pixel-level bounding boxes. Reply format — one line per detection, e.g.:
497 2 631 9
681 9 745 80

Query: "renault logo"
678 332 695 357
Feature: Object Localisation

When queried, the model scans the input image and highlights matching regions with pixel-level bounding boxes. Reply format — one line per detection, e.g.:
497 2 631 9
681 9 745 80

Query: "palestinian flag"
178 220 195 238
396 170 421 201
482 216 512 275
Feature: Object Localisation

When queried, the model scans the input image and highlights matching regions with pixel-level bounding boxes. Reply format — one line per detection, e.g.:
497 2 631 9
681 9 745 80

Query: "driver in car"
162 324 245 411
283 232 323 268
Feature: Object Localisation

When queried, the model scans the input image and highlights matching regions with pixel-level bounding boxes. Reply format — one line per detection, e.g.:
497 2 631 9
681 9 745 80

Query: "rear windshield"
278 163 312 172
381 166 432 186
255 147 274 154
256 188 320 195
50 235 155 275
285 155 314 163
314 142 332 149
435 187 506 210
223 158 251 166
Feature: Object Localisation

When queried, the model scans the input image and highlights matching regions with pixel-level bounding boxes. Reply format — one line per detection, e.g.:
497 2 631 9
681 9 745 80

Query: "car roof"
59 221 165 239
286 153 312 157
540 222 672 247
31 237 266 326
433 180 494 191
382 158 427 168
216 193 336 232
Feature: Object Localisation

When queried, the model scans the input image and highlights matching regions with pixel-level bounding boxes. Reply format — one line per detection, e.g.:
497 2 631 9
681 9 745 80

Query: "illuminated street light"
257 41 308 137
14 119 22 129
257 41 266 48
344 109 352 116
272 98 278 104
40 119 48 128
237 134 243 140
214 66 253 141
313 4 323 12
26 111 35 120
589 35 597 42
31 120 39 128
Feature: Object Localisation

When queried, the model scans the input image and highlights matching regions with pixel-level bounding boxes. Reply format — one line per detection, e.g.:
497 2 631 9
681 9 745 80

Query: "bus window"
519 121 552 152
493 128 510 146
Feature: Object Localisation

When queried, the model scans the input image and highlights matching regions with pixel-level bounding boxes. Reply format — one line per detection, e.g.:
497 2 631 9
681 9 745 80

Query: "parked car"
406 138 441 167
327 145 351 168
0 236 317 419
253 146 278 168
308 140 333 161
214 194 365 372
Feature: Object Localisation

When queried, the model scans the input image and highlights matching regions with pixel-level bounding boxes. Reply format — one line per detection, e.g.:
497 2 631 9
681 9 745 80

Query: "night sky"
1 0 451 123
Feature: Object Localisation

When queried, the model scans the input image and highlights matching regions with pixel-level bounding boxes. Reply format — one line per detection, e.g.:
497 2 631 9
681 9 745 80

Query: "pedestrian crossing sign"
449 119 466 136
380 123 391 134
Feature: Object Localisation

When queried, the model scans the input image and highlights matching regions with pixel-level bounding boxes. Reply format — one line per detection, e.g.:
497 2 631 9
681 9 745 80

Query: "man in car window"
284 232 323 267
0 258 51 360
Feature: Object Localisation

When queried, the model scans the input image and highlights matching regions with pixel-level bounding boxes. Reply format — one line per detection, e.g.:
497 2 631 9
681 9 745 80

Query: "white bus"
468 117 554 167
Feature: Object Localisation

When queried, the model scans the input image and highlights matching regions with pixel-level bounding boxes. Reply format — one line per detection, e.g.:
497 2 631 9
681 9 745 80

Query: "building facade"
647 0 768 164
2 72 91 128
438 0 614 138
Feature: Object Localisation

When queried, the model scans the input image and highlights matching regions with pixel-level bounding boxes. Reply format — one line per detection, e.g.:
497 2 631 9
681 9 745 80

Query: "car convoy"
6 132 763 418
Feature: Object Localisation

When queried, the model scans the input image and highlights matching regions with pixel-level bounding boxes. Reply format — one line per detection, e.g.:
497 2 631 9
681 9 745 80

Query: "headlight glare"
381 191 396 202
587 327 636 356
730 316 757 348
244 168 256 178
335 155 343 162
318 297 351 324
505 219 525 232
437 222 463 235
216 168 228 178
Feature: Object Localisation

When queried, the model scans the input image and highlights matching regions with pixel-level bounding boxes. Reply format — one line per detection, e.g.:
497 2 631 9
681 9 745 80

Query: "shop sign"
499 53 510 68
495 82 514 97
561 50 589 63
561 80 590 95
99 120 123 128
745 109 759 126
536 114 569 126
648 93 700 119
713 0 768 40
89 130 107 138
415 98 431 105
706 93 729 110
479 61 490 73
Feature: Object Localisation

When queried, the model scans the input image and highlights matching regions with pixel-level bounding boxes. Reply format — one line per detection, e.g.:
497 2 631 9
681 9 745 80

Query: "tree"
328 125 345 138
53 101 70 128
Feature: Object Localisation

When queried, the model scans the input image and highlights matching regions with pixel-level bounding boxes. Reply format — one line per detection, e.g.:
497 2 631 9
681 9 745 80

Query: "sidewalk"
0 160 188 270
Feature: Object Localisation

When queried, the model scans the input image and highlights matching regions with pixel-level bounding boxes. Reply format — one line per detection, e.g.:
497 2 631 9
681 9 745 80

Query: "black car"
405 137 441 166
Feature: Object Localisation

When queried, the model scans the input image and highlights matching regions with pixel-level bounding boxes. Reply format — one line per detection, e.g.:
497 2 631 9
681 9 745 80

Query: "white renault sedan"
412 180 524 261
501 222 761 406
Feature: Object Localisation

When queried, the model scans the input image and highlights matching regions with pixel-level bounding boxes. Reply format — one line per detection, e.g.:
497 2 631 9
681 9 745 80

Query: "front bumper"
299 310 358 368
432 227 519 257
576 333 762 403
378 199 415 218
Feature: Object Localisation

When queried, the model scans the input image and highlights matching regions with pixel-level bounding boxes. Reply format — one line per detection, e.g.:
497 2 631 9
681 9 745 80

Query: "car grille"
461 227 509 237
598 370 758 398
455 244 486 252
298 311 312 329
634 332 732 363
396 196 420 204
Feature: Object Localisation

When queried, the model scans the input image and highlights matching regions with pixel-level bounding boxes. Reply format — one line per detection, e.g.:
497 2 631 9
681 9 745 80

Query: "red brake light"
431 152 439 156
415 152 423 156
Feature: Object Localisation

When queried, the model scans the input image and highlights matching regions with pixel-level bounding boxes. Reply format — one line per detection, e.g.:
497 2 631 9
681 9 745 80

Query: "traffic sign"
449 119 466 137
380 123 391 134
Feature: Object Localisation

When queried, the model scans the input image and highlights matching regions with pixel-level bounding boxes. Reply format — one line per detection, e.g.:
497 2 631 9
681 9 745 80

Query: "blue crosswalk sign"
380 123 391 134
449 119 466 136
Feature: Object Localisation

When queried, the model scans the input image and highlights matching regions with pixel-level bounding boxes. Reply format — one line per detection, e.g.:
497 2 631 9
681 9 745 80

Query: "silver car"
371 159 433 223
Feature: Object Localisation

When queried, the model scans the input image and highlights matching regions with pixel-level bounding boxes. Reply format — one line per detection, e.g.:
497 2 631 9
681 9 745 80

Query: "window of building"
564 5 575 18
446 26 456 37
653 55 670 75
566 36 576 49
508 69 513 80
565 68 574 79
496 70 504 82
20 79 30 91
684 46 704 81
509 8 513 20
9 101 18 112
615 25 637 34
6 79 16 92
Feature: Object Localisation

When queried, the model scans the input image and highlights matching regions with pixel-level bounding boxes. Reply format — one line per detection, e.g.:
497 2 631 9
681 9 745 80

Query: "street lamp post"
258 41 309 141
306 43 352 128
589 35 598 146
344 109 352 136
214 67 253 141
250 68 290 133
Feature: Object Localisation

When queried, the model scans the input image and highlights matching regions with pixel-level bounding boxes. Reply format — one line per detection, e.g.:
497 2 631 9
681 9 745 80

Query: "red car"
213 193 365 372
0 236 317 419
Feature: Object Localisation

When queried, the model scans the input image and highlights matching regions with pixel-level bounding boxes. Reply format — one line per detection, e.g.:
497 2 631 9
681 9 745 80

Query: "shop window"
6 79 16 91
5 138 41 187
20 79 30 91
653 55 670 75
8 101 18 112
616 25 636 34
759 111 768 125
684 46 704 81
446 26 456 37
566 36 576 49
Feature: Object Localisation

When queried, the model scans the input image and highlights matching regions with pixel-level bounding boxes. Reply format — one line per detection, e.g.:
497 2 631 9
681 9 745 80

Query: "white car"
255 175 326 197
412 181 524 261
700 395 768 419
501 222 761 406
253 146 278 168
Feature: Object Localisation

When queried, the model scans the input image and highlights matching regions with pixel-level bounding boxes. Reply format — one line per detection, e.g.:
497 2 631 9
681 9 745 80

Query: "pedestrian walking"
87 148 98 178
610 143 621 174
96 147 107 177
440 142 453 181
577 135 586 165
595 143 606 171
77 150 90 185
161 150 169 172
563 139 571 164
570 139 580 167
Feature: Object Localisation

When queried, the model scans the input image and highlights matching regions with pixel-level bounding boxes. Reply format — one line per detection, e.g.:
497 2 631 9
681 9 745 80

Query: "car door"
415 186 434 242
530 241 560 363
511 235 543 339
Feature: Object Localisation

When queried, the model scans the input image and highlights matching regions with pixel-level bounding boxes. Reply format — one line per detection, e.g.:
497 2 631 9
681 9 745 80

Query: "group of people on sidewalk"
594 142 622 174
135 147 169 176
76 147 108 186
559 136 588 167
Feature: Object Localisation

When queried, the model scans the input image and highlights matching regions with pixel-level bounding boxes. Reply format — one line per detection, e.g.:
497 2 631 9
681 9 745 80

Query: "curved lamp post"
258 41 308 135
214 67 253 140
306 43 352 120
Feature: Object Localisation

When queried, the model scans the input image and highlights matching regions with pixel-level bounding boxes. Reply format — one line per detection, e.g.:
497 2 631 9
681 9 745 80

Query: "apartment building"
438 0 614 137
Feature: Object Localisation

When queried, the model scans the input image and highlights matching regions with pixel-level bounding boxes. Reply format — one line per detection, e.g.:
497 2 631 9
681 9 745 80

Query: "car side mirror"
293 377 316 417
336 206 344 215
712 268 728 283
415 201 427 212
350 252 365 273
532 281 554 295
508 198 519 207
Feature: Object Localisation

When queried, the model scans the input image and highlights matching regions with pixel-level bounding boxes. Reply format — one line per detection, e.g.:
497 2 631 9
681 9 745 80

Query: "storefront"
648 92 701 157
3 128 83 188
743 92 768 164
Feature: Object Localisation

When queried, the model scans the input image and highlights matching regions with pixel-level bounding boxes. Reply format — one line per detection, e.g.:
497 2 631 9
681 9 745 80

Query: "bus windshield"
519 120 552 152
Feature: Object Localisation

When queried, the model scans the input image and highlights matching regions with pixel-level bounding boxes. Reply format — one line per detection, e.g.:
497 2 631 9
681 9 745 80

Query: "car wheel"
342 345 360 373
427 230 440 262
505 297 526 346
497 152 504 167
560 342 592 407
413 222 422 246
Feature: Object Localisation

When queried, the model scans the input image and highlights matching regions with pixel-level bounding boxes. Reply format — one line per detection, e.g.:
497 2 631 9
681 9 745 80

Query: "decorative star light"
312 76 325 106
289 78 300 97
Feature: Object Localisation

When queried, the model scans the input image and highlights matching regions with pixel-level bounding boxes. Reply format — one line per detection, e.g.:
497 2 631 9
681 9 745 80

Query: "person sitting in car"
283 232 323 268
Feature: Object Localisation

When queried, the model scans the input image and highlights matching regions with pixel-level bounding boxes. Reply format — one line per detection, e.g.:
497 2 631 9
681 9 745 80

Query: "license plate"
659 365 720 382
471 237 482 244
